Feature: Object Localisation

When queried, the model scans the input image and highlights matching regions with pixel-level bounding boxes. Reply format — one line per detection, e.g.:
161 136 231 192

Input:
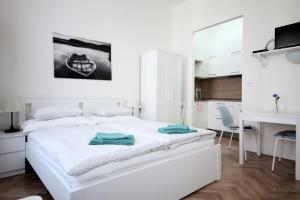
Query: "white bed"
27 136 214 188
20 98 221 200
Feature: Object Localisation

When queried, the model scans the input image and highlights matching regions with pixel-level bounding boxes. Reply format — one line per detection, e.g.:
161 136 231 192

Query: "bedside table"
0 131 26 178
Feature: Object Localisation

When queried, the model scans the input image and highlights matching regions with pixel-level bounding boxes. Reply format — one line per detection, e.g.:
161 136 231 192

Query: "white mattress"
27 138 214 189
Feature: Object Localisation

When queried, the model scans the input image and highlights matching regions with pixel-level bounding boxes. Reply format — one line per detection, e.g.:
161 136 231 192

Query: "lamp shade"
3 97 21 113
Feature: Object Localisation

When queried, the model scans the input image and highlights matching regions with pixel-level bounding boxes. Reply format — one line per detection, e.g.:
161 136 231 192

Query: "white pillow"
92 107 132 117
21 116 91 133
32 105 82 120
87 115 139 124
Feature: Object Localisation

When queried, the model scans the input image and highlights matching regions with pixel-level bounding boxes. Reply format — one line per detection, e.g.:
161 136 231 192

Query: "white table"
239 112 300 181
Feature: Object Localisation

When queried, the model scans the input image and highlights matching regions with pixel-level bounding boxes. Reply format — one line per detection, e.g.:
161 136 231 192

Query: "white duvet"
28 124 167 176
27 116 215 177
92 116 216 148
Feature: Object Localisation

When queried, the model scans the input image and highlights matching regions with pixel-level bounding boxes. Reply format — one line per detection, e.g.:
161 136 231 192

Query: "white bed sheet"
27 138 214 189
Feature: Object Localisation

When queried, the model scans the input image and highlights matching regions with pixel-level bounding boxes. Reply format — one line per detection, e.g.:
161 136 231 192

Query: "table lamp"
3 97 21 133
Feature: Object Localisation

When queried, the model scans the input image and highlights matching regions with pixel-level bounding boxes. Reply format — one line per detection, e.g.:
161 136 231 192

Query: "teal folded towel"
89 132 135 146
158 124 197 134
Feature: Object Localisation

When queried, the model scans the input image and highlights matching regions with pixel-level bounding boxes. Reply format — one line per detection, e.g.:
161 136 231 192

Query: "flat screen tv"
275 21 300 49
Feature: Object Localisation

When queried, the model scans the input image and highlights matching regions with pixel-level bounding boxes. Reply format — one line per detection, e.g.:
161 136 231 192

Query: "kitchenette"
193 17 243 132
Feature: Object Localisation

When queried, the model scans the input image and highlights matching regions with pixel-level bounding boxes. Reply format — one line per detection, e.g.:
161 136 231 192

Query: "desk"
239 112 300 180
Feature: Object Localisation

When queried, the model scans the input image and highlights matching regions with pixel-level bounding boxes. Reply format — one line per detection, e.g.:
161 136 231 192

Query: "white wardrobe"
141 50 183 123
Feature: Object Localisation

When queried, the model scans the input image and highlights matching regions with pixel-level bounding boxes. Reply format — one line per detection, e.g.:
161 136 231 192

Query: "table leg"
296 119 300 181
239 118 244 164
256 122 261 156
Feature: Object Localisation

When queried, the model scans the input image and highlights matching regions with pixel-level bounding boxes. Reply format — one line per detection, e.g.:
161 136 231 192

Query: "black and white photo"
53 33 112 80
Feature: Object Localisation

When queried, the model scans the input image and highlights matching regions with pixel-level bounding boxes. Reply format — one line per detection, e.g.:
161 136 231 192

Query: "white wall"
172 0 300 159
0 0 173 130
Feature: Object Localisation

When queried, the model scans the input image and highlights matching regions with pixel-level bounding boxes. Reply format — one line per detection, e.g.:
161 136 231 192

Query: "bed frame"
20 98 221 200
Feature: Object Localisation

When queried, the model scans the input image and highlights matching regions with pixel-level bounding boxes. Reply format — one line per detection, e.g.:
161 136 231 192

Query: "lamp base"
4 126 20 133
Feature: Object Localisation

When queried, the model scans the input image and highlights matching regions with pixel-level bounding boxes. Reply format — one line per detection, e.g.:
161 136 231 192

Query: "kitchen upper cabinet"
194 17 243 78
197 56 221 77
222 18 243 75
195 28 222 78
195 29 217 60
222 51 242 75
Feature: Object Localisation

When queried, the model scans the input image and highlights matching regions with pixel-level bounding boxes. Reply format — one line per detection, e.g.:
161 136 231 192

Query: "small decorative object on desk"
272 93 280 113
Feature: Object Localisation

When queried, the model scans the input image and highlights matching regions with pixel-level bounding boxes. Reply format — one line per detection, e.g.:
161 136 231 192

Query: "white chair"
217 106 257 160
272 130 296 171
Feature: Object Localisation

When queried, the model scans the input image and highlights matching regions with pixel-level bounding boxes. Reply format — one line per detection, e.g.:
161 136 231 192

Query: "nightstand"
0 131 26 178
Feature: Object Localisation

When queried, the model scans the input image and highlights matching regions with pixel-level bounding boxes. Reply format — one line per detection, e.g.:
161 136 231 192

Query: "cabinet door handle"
216 117 222 120
230 71 240 74
208 73 216 76
231 51 241 54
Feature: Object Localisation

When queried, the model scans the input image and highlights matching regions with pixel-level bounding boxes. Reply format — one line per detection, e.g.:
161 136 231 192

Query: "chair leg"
228 131 234 149
254 129 258 155
279 140 283 161
244 133 247 160
218 130 224 144
272 138 279 171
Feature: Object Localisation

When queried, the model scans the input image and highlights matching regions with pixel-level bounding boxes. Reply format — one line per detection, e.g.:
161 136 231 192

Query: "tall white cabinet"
141 50 183 123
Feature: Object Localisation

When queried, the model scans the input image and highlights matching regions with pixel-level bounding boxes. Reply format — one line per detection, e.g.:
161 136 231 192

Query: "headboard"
19 98 125 124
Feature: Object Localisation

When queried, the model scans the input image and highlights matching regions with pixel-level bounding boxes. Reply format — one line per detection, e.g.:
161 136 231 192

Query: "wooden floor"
0 137 299 200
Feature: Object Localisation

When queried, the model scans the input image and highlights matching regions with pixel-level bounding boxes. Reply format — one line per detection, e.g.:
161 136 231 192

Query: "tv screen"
275 22 300 49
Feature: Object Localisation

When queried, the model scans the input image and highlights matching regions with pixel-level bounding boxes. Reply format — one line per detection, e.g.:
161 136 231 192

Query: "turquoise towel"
158 125 197 134
96 133 132 140
89 132 135 146
166 125 190 131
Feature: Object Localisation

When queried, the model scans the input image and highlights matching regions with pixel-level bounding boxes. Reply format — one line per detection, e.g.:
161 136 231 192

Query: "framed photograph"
53 33 112 80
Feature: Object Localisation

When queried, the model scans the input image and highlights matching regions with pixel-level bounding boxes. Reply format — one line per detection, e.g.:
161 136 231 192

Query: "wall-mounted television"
275 22 300 49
